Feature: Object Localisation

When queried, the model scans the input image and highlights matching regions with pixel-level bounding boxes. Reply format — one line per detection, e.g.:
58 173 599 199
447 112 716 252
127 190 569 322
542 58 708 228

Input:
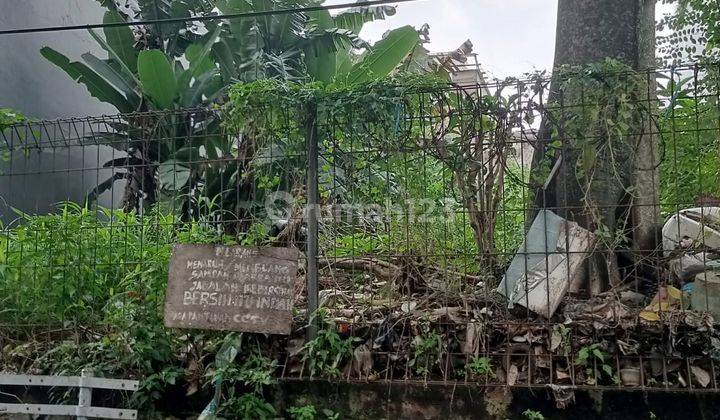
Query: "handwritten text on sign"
164 244 299 335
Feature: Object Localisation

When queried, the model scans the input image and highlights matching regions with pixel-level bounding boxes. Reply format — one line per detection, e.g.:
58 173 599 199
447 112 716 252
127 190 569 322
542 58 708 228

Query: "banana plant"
41 0 424 216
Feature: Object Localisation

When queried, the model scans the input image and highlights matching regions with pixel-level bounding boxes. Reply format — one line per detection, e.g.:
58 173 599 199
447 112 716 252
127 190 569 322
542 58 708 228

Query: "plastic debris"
498 209 596 318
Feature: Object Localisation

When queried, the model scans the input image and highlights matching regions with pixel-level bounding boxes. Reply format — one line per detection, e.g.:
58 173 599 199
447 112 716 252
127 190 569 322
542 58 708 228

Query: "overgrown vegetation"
40 0 452 214
658 70 720 211
533 58 653 290
301 310 355 378
466 356 495 379
0 204 232 412
410 321 444 375
1 0 719 411
523 409 545 420
226 75 533 276
575 343 619 385
0 108 28 131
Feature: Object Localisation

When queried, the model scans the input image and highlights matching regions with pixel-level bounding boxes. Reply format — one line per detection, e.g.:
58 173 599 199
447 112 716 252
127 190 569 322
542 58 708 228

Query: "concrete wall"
0 0 115 119
0 0 121 219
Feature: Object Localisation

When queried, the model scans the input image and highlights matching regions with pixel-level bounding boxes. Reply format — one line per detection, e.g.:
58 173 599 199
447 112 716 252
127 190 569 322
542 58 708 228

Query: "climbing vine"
0 107 27 132
542 58 652 250
225 75 528 272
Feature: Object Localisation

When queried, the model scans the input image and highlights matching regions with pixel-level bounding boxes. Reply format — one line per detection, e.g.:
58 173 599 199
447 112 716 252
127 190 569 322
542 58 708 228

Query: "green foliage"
466 356 495 378
537 58 650 249
328 232 389 257
220 393 277 420
288 404 318 420
137 50 179 109
523 409 545 420
0 108 30 162
287 404 340 420
550 58 647 185
555 324 572 358
659 0 720 64
495 163 531 262
410 322 443 375
658 73 720 211
343 25 420 84
0 203 231 325
575 343 618 384
42 0 425 216
226 354 278 394
0 204 232 412
301 311 355 378
226 74 446 135
0 204 162 325
226 75 497 274
0 108 28 131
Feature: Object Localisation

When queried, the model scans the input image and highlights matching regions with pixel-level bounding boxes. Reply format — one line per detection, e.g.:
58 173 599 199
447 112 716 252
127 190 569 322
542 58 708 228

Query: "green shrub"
301 310 355 378
221 393 277 420
0 203 230 326
0 203 233 412
288 404 318 420
466 356 495 378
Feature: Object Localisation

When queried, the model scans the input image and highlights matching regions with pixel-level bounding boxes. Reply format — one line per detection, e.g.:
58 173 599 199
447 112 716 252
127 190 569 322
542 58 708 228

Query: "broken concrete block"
497 209 596 318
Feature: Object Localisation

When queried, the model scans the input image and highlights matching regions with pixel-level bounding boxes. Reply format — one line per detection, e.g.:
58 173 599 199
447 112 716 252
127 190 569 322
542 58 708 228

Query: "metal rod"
306 102 320 340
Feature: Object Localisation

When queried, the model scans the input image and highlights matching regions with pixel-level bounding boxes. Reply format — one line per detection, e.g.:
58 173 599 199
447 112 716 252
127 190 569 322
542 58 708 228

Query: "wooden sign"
164 244 299 335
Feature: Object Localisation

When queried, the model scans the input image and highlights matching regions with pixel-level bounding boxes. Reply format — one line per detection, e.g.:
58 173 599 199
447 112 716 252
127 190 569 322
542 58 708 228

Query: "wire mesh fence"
2 64 720 393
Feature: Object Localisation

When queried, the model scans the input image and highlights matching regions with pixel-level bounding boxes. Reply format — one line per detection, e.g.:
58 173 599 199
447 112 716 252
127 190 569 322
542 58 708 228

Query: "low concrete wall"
272 382 720 419
4 380 720 419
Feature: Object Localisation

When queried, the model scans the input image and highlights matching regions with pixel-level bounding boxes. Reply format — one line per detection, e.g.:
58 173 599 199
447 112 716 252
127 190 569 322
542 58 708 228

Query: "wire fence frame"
1 64 720 393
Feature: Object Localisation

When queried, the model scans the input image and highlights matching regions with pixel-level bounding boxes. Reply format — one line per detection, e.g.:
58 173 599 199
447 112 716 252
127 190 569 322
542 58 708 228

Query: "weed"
523 409 545 420
0 204 231 413
410 322 443 376
322 408 341 419
575 343 618 384
221 393 277 419
301 310 355 378
466 356 495 378
288 404 318 420
216 353 278 395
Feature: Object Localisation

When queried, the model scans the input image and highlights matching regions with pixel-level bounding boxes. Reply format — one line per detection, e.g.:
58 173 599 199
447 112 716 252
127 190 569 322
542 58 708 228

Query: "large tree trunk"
531 0 659 294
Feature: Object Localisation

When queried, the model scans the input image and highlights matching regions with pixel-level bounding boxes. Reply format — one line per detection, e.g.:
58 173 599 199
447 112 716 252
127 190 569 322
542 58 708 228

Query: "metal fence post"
305 102 319 340
77 368 93 420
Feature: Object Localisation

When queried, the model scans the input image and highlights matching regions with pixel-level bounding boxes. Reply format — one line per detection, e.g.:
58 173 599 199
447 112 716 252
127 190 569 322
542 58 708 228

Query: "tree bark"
531 0 659 294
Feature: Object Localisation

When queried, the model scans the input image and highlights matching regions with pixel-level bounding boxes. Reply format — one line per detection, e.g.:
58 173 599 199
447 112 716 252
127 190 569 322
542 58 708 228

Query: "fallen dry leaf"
640 311 660 322
555 370 570 381
691 365 711 388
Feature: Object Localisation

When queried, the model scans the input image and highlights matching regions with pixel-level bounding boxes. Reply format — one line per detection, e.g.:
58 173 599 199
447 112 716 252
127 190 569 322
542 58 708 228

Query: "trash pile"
292 207 720 390
663 207 720 319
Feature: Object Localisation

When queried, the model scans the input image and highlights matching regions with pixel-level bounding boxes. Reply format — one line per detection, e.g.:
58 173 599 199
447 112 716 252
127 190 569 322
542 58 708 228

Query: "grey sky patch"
326 0 559 78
